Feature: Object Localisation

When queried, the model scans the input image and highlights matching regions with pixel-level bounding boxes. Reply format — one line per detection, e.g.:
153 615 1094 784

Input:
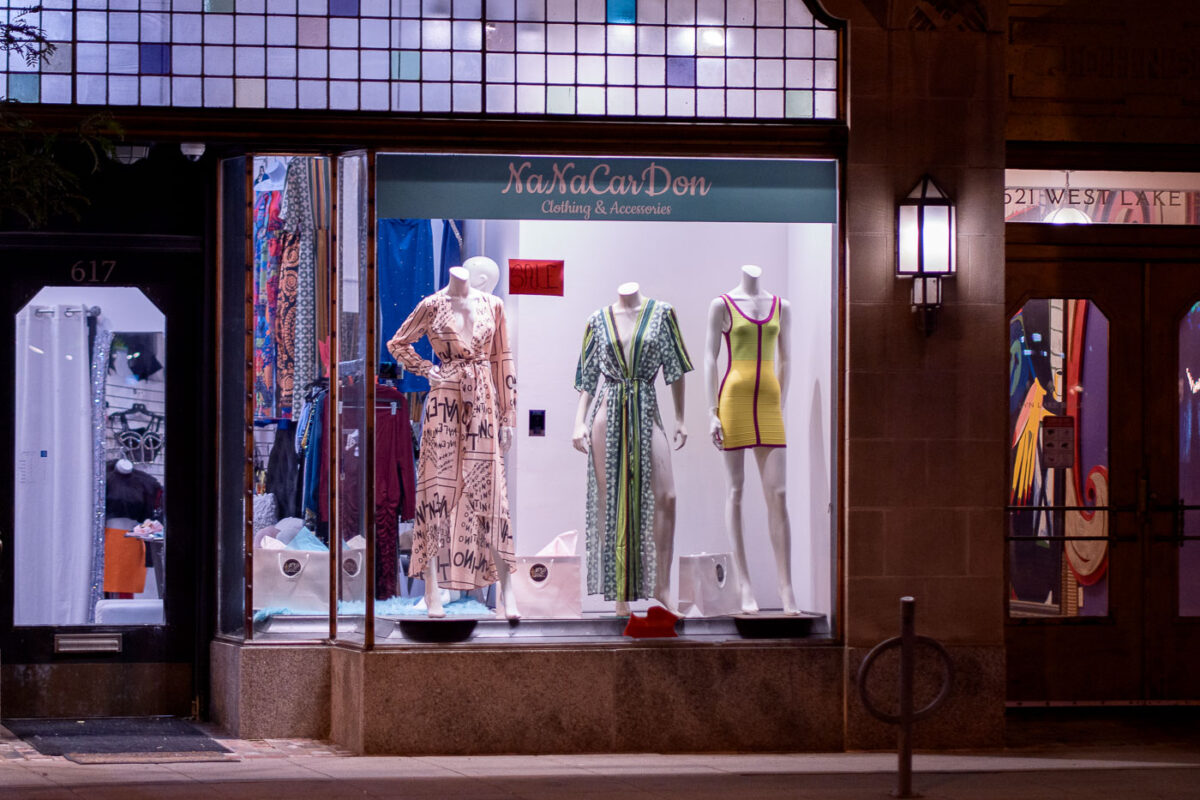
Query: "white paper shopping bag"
677 552 741 617
253 549 330 613
511 530 583 619
339 535 367 602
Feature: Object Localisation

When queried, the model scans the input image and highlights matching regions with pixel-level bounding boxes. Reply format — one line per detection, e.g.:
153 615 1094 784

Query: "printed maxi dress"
387 291 517 590
574 298 693 602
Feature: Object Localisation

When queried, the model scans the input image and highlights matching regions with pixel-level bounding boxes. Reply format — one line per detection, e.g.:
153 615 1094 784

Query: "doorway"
0 233 211 717
1006 224 1200 703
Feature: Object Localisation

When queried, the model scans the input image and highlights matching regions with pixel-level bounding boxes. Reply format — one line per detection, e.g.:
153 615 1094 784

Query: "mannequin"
463 255 500 295
573 282 691 615
705 265 800 615
388 266 519 619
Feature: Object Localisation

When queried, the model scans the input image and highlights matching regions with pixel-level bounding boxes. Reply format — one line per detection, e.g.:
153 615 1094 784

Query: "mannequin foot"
501 587 521 621
422 587 446 619
740 585 759 615
781 592 801 616
654 595 679 615
614 600 631 617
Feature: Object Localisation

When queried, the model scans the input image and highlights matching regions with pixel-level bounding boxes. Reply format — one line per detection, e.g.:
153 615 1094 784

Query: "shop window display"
241 152 837 641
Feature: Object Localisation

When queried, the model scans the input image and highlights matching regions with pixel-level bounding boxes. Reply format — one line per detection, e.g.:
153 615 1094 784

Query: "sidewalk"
2 722 1199 799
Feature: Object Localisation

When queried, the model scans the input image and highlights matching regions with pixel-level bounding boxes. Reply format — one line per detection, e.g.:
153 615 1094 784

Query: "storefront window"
14 287 167 626
236 155 335 638
1179 302 1200 616
1007 297 1110 618
365 153 837 641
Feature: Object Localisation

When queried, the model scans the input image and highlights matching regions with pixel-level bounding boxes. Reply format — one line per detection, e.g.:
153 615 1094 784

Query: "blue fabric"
437 219 463 289
378 218 434 392
255 597 492 623
286 528 329 551
301 391 325 525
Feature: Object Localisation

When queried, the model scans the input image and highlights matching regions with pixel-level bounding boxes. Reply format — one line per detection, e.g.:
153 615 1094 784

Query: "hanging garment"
104 461 163 521
574 299 693 602
282 157 318 411
378 218 434 393
387 291 517 591
265 424 301 519
437 218 463 289
253 190 285 417
103 526 146 594
300 389 328 528
14 305 94 625
275 233 300 418
716 294 787 450
374 386 418 599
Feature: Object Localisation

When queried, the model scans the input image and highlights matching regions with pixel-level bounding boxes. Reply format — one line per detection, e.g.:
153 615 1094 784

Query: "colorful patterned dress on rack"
252 190 284 418
387 291 517 590
717 294 786 450
574 299 693 602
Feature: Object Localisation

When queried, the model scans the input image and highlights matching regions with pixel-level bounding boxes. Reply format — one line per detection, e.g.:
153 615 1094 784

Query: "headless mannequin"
421 265 518 619
705 265 800 615
572 282 687 615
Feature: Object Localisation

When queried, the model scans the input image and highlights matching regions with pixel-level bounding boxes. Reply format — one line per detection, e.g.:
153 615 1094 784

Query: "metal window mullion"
363 149 377 649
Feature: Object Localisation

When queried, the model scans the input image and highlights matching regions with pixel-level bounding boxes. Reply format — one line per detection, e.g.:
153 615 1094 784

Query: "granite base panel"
2 662 191 718
331 643 846 755
845 644 1005 750
209 640 331 740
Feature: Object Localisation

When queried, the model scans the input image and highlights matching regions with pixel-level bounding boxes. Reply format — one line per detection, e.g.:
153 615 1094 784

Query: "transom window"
1 0 841 119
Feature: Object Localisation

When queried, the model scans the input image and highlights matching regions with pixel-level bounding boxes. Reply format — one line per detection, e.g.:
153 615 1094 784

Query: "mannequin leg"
422 557 445 618
754 447 799 615
649 422 677 613
722 449 759 614
491 541 519 620
591 399 629 616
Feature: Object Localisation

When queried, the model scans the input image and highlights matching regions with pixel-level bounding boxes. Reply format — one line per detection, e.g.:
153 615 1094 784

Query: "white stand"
573 282 687 615
704 265 800 615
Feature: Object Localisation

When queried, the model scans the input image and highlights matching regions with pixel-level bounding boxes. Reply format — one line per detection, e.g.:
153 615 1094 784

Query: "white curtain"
14 305 94 625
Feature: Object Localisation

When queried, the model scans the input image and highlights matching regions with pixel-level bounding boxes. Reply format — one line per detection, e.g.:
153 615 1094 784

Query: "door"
0 233 210 717
1006 224 1200 703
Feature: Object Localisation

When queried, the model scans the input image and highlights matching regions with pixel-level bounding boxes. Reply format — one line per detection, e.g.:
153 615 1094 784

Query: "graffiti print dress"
387 291 517 590
575 299 693 602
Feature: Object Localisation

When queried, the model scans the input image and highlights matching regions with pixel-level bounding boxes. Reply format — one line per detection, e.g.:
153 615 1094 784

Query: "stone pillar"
824 0 1008 748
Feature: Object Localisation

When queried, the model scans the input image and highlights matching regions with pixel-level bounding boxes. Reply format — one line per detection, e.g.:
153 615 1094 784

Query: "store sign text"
509 259 565 296
502 161 712 201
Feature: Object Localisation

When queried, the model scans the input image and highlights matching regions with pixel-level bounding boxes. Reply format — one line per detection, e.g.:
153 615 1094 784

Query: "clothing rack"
34 305 101 317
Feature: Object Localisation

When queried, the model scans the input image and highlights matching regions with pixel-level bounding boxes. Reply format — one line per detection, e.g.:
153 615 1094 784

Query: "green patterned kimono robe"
574 299 693 602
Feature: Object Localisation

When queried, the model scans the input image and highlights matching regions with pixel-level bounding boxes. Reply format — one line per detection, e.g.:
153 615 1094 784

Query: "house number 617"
70 260 116 282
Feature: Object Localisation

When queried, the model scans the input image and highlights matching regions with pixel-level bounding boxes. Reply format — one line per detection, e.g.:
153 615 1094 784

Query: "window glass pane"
1006 171 1200 226
1008 298 1110 618
1179 302 1200 616
14 289 167 626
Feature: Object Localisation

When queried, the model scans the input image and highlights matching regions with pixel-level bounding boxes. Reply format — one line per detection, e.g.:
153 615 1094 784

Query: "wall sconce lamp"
897 174 956 336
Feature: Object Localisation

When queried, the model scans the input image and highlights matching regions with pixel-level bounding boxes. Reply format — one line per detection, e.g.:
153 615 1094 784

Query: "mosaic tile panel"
0 0 839 118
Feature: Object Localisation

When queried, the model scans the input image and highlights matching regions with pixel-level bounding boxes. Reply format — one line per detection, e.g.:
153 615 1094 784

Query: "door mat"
64 750 238 765
2 716 236 762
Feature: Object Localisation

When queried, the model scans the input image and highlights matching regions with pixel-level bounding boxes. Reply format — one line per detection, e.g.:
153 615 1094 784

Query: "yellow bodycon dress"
717 294 786 450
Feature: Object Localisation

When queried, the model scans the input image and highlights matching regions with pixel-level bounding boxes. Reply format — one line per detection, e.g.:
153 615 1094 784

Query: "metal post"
897 596 915 798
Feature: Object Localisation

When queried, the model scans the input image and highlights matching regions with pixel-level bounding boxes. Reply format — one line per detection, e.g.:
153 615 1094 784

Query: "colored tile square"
139 42 171 74
7 73 40 102
784 88 812 118
606 0 635 24
665 55 694 87
330 0 359 15
43 43 74 74
396 49 420 79
204 0 234 11
298 16 328 46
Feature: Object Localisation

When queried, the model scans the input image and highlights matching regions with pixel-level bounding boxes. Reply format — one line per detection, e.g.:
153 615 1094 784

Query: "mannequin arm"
572 390 593 454
776 299 791 410
704 298 727 449
670 377 688 450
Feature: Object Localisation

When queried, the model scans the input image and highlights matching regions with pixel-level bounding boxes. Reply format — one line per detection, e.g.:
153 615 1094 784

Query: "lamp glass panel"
921 204 951 275
897 204 919 275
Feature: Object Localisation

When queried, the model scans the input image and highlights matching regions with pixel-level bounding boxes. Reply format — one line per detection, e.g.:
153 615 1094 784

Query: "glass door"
1006 226 1200 703
0 235 207 717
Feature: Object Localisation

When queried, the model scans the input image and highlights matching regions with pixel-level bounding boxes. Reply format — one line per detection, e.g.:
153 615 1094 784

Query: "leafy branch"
2 6 56 67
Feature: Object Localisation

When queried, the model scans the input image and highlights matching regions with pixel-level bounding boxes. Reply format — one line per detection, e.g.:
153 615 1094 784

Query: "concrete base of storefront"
210 640 1005 754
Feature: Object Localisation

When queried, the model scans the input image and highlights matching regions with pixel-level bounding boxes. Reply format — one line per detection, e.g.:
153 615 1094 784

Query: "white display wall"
474 219 834 616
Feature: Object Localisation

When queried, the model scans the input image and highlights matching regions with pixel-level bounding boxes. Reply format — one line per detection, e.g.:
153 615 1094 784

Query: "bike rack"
856 596 954 798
